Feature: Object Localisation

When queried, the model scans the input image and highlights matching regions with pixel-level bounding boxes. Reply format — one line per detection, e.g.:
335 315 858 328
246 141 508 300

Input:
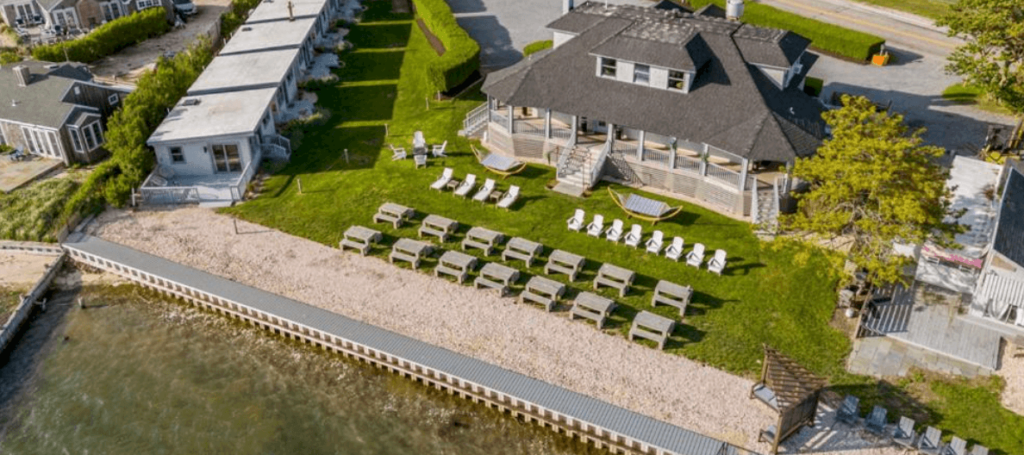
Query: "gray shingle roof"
65 235 747 455
483 2 823 162
993 168 1024 267
0 61 93 129
733 24 810 68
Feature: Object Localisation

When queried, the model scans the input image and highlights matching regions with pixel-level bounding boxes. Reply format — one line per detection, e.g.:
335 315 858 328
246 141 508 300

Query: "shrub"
221 0 262 38
688 0 885 61
0 50 20 64
32 8 169 63
804 77 824 97
411 0 481 93
0 178 79 242
523 40 553 56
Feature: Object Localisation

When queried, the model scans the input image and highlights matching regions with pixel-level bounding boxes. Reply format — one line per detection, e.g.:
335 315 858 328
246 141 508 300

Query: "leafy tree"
938 0 1024 116
783 95 962 288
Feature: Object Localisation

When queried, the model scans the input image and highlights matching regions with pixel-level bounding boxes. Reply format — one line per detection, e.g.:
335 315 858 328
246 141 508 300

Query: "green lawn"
850 0 954 21
943 83 1015 116
0 177 79 242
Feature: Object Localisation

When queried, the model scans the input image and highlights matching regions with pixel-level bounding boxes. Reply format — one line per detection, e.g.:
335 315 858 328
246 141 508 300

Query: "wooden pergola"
749 345 826 454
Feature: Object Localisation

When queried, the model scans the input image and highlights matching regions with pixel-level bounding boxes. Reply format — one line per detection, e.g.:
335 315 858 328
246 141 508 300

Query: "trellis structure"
749 345 826 454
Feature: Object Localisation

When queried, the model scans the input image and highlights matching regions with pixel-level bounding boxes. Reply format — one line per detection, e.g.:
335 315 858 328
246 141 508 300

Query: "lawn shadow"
721 256 764 277
341 50 406 81
445 0 486 14
347 22 413 50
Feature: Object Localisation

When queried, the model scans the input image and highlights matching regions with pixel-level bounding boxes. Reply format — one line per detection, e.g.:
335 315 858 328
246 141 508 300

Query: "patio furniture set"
390 131 447 168
567 209 728 275
5 148 28 162
834 395 987 455
430 168 519 210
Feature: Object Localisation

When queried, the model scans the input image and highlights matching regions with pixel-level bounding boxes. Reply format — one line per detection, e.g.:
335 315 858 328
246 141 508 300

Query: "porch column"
606 123 615 149
700 143 709 176
569 115 578 146
637 130 645 161
669 137 677 169
544 109 552 139
738 158 749 192
487 96 493 124
507 105 514 133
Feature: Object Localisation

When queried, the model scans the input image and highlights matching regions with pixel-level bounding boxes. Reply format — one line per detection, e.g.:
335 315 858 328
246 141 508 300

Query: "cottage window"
47 132 60 156
211 143 242 173
668 70 686 91
137 0 157 9
21 127 39 154
82 125 97 150
108 93 119 105
90 122 104 146
69 128 83 152
170 146 185 163
600 57 616 78
633 64 650 85
100 1 123 22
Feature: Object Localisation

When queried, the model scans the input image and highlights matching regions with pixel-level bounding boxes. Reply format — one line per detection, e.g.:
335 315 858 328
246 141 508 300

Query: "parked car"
173 0 197 16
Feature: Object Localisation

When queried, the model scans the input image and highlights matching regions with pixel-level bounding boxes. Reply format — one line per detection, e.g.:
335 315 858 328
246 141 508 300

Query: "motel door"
212 144 242 173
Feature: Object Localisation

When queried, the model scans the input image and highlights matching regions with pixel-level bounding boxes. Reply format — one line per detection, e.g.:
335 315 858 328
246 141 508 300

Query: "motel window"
633 64 650 85
600 57 616 77
668 70 686 92
170 146 185 163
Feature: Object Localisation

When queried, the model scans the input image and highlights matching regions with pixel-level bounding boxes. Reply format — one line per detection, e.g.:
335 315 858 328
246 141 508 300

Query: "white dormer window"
633 64 650 85
600 58 617 78
668 70 687 92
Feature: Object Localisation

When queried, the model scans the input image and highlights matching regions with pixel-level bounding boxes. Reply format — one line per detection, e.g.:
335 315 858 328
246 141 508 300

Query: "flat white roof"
188 49 300 95
947 156 1003 258
148 88 277 144
220 18 317 55
246 0 328 24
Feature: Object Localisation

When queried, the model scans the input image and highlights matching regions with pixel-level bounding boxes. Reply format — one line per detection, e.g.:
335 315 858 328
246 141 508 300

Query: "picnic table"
435 250 477 283
519 275 566 312
373 202 414 228
418 214 458 242
570 292 617 329
628 311 675 350
652 280 693 317
593 263 635 297
389 238 433 269
502 237 543 267
544 249 585 281
474 262 519 296
462 227 504 256
339 225 382 256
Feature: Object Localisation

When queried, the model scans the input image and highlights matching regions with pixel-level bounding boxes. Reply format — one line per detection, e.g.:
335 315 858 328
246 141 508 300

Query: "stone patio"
848 336 992 378
0 156 63 193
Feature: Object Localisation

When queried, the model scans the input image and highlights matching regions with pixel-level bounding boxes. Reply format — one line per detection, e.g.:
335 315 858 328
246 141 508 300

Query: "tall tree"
938 0 1024 116
783 95 962 287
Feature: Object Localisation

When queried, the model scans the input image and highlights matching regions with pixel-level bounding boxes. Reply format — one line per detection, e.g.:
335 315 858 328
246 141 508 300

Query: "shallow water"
0 283 598 455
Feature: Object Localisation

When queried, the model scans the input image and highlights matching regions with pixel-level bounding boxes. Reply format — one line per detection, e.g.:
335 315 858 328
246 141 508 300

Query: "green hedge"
32 8 169 63
523 40 553 57
221 0 261 38
411 0 480 93
689 0 885 61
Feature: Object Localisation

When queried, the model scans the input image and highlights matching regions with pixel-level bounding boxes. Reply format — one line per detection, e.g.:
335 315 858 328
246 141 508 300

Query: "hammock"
608 188 683 224
472 145 526 178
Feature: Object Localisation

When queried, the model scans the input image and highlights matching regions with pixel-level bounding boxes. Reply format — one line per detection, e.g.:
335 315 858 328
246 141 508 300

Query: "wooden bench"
435 250 477 283
652 280 693 317
545 249 585 281
418 214 459 242
593 263 635 297
570 292 616 329
389 238 432 269
339 225 382 256
629 311 675 350
502 237 543 267
462 227 504 256
519 275 566 312
474 262 519 296
373 202 414 228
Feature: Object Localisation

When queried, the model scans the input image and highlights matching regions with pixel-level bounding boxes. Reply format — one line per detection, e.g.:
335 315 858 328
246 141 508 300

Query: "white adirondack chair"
389 144 407 160
586 214 605 237
624 224 643 248
497 185 519 210
454 174 476 197
664 237 684 261
432 140 448 157
645 230 664 254
430 168 453 190
473 178 496 202
708 249 727 275
567 209 585 232
605 219 624 242
686 243 706 268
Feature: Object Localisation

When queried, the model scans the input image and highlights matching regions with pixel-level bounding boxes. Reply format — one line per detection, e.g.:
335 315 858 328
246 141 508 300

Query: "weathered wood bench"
418 214 459 242
652 280 693 317
519 275 566 311
502 237 543 267
570 292 616 329
545 249 585 282
629 311 675 350
474 262 519 296
389 238 432 269
339 225 382 256
373 202 414 228
462 227 504 256
435 250 477 283
593 263 635 297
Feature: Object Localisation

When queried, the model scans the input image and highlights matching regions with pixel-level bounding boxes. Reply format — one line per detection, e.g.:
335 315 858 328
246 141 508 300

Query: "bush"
804 77 823 97
411 0 481 93
32 8 169 63
523 40 553 57
0 178 79 242
221 0 262 38
0 50 20 64
688 0 885 61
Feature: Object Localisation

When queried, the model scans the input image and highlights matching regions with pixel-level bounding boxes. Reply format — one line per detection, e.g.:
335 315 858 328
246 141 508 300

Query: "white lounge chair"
567 209 585 232
708 249 727 275
605 219 624 242
496 185 519 210
664 237 684 261
473 178 496 202
686 243 706 268
432 140 448 157
414 154 427 168
645 230 664 254
430 168 453 190
389 144 407 160
454 174 476 197
586 214 604 237
623 224 642 248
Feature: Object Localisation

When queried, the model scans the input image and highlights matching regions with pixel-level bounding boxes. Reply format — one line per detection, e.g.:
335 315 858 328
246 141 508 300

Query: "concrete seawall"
0 248 65 354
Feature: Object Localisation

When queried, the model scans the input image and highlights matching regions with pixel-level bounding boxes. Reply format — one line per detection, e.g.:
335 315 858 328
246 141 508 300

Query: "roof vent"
183 98 201 106
13 65 31 87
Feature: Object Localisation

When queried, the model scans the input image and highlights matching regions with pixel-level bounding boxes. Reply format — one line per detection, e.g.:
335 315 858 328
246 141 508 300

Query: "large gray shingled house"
468 0 825 220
